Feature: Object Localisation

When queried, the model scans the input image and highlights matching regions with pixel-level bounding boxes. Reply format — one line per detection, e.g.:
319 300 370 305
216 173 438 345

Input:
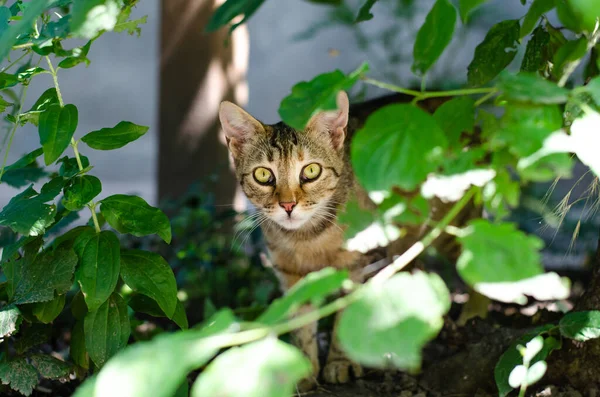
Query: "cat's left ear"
306 91 349 151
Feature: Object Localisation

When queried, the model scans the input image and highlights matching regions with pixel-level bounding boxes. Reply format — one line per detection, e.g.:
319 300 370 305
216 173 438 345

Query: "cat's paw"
322 359 364 384
295 376 318 394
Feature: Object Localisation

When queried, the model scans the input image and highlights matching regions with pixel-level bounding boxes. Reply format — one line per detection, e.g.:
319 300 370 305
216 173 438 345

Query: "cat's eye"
301 163 321 181
253 167 274 185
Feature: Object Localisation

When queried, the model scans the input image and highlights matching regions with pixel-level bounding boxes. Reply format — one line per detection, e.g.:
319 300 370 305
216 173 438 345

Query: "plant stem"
474 90 498 107
1 50 31 73
89 203 101 233
362 76 497 103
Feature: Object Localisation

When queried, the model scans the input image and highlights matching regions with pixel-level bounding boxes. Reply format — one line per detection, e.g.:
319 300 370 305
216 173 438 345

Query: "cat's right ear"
219 101 264 157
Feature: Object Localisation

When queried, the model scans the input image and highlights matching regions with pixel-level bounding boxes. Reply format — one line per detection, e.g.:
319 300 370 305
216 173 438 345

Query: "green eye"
302 163 321 181
254 167 273 184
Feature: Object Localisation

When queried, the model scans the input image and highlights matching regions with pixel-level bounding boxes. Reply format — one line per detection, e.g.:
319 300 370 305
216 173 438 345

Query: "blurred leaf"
0 94 11 113
74 229 120 311
38 103 78 165
474 272 570 304
206 0 266 33
0 357 38 396
258 267 348 325
560 311 600 341
128 294 188 330
433 96 475 147
14 323 51 354
339 272 450 370
62 175 102 211
16 66 46 82
520 25 550 73
356 0 378 22
457 219 543 287
337 196 376 239
31 293 65 323
458 0 488 23
100 194 172 243
520 0 555 38
584 76 600 105
71 319 89 369
81 121 148 150
467 20 520 86
278 63 368 129
556 0 600 33
30 354 71 379
351 104 447 191
0 0 49 62
498 72 569 104
114 4 147 36
84 292 130 367
70 0 120 39
0 304 21 337
191 338 311 397
121 249 178 319
58 40 91 69
552 37 587 79
0 72 18 89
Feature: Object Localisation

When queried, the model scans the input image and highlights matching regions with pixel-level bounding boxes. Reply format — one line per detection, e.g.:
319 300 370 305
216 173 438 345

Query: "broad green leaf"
206 0 266 33
433 96 475 146
351 104 447 191
412 0 456 76
38 103 78 165
58 155 90 178
128 294 188 330
0 94 11 113
39 176 67 201
337 195 377 239
3 237 43 300
518 152 573 182
70 319 89 369
520 0 555 38
556 0 600 33
0 357 38 396
93 309 236 397
356 0 378 22
498 72 569 104
114 5 147 36
474 272 570 304
84 292 130 367
278 63 368 130
0 72 18 89
62 175 102 211
120 249 178 319
0 185 56 236
70 0 120 39
467 20 520 86
11 244 77 304
19 88 60 126
339 272 450 370
81 121 149 150
0 148 46 188
458 0 488 23
258 267 348 325
30 354 71 379
0 0 49 62
495 325 559 397
584 76 600 105
552 37 587 79
457 219 543 286
57 40 91 69
0 304 21 337
14 323 51 355
31 293 66 323
73 375 96 397
559 311 600 341
3 148 43 172
495 102 563 157
100 194 172 243
17 67 46 82
191 338 311 397
75 230 120 311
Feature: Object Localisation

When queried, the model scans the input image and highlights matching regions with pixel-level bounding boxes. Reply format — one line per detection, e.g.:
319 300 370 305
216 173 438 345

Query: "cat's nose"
279 201 296 215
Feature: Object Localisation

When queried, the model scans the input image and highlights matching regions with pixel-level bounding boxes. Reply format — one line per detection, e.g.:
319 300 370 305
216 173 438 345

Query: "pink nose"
279 202 296 214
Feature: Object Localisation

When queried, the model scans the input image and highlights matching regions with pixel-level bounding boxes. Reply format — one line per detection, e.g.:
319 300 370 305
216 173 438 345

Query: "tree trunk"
159 0 248 205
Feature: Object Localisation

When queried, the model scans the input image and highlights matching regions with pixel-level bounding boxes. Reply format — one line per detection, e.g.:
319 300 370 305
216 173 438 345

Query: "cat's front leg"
322 309 364 384
291 304 320 392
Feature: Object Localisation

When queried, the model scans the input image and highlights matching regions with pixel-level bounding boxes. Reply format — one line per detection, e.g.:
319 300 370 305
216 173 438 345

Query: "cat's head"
219 91 350 231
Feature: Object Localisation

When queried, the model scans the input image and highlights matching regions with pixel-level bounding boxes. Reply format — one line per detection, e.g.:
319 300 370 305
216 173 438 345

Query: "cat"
219 91 372 390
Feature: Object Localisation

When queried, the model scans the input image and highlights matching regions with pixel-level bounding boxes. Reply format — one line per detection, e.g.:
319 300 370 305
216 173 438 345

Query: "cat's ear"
306 91 349 151
219 101 264 157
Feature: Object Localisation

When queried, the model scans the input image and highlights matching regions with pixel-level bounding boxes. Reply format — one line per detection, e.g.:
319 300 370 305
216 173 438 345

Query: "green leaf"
38 104 78 165
467 20 520 86
520 0 555 38
62 175 102 211
75 230 120 312
70 0 121 39
3 148 43 172
58 155 90 178
258 267 348 325
0 0 49 62
0 72 18 89
0 148 46 188
0 305 21 337
337 195 377 239
412 0 456 76
495 325 559 397
553 37 587 79
351 104 447 191
127 294 188 330
206 0 266 33
114 4 147 36
498 72 569 104
120 249 178 319
11 244 77 304
31 293 66 323
71 319 89 369
0 357 39 396
355 0 378 22
17 67 46 82
84 292 130 367
584 76 600 105
100 194 172 243
458 0 488 23
19 88 60 126
58 40 92 69
457 219 543 286
0 186 55 236
81 121 149 150
278 63 368 130
495 102 563 157
559 311 600 341
191 338 311 397
93 309 236 397
72 375 96 397
14 323 51 355
433 96 475 146
339 272 450 370
30 354 71 379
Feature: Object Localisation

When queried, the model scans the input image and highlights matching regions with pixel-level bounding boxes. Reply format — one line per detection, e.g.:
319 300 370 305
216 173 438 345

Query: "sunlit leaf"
560 311 600 341
81 121 149 150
